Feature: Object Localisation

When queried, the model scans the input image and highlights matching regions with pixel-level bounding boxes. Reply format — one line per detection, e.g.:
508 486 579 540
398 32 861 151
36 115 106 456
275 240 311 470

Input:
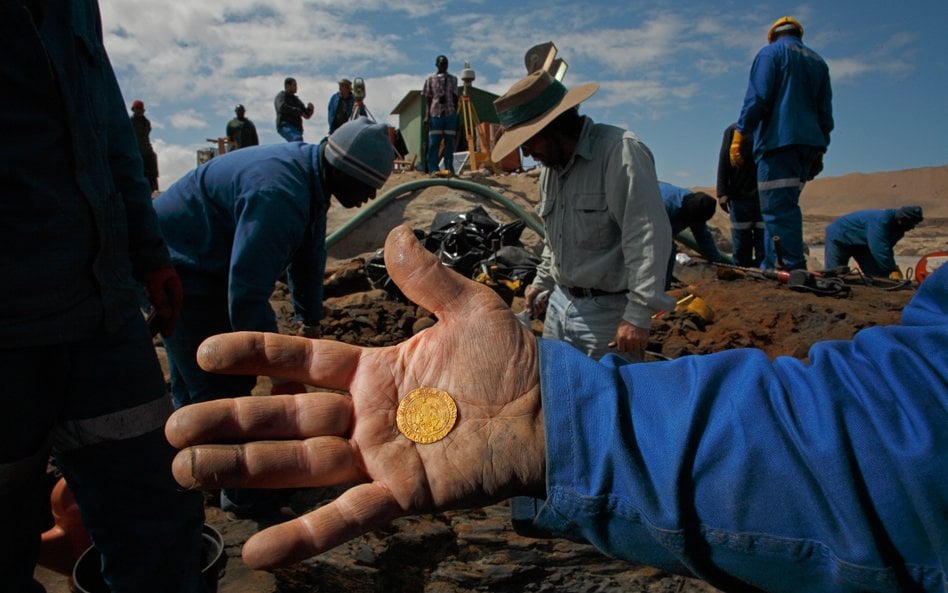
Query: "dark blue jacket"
658 182 722 262
737 36 833 160
0 0 170 347
825 208 908 272
328 92 354 133
153 142 329 331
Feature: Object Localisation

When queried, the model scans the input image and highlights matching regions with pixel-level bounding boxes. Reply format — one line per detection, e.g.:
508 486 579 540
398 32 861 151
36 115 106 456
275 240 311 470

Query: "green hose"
675 229 736 266
325 177 544 250
326 177 738 266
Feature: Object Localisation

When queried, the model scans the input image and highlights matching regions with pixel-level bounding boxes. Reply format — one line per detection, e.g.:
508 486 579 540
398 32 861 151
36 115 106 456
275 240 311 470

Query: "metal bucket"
72 524 226 593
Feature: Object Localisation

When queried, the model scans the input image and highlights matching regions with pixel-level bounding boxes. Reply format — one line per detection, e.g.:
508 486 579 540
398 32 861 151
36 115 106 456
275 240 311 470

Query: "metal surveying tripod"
349 77 374 122
457 62 485 172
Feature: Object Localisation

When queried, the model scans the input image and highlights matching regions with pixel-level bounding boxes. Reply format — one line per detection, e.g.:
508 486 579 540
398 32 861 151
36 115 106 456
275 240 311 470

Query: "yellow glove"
729 129 745 167
888 269 903 280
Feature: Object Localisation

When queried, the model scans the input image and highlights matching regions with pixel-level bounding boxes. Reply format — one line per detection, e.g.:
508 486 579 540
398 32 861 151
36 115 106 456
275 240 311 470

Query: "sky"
100 0 948 191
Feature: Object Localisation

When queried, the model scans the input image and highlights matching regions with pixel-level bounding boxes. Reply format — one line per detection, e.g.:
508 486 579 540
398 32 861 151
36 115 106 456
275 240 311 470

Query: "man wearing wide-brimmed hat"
492 70 675 362
328 78 355 134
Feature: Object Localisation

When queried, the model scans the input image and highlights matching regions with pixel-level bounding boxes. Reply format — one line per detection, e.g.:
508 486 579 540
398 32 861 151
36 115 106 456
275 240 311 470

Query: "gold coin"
396 387 458 444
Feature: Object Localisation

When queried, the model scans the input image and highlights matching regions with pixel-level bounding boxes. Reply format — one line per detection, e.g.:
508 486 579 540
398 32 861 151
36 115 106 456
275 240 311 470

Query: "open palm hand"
165 225 545 568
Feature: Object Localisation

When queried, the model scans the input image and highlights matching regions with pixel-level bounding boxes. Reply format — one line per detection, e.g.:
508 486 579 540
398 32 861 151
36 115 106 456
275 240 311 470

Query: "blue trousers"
163 292 277 516
729 197 766 268
277 122 303 142
426 113 458 174
756 146 822 270
163 292 256 409
0 312 205 593
823 240 889 277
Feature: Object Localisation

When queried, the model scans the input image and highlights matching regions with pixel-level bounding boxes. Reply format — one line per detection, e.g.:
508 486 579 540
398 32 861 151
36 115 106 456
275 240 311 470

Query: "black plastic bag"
365 206 536 301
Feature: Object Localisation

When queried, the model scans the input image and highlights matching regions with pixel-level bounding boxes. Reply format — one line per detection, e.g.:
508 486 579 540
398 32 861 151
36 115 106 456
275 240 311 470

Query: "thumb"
383 225 500 320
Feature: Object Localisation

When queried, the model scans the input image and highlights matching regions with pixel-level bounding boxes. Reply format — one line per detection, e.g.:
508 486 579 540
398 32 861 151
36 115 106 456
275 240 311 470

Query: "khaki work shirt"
531 117 675 328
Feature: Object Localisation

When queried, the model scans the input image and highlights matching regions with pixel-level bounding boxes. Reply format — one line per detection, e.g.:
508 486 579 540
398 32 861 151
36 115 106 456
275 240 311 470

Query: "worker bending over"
823 205 923 279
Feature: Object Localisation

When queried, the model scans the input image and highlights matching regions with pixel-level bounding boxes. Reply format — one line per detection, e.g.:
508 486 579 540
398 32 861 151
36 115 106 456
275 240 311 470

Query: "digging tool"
772 235 785 269
711 261 790 283
709 261 849 296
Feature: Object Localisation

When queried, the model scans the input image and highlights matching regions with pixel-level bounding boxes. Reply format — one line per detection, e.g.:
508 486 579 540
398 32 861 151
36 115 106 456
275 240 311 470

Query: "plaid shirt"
422 72 458 117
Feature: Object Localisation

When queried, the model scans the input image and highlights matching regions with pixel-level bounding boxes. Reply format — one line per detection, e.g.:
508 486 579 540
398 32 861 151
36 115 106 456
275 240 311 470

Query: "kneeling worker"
153 117 395 518
823 206 923 279
659 182 724 288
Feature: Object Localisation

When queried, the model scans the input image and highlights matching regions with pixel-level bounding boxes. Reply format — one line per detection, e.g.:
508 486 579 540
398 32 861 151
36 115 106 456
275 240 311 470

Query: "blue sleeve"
227 189 308 333
327 94 338 128
818 65 834 142
866 215 897 272
286 206 327 324
736 48 775 135
658 182 687 234
534 266 948 592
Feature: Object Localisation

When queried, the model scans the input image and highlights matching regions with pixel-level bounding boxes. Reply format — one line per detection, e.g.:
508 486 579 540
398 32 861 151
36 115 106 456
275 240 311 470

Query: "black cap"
896 205 924 225
683 192 717 223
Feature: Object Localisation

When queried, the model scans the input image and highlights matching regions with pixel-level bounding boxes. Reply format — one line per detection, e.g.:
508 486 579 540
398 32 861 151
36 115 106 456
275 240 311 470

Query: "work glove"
270 380 307 396
729 129 745 168
718 195 730 214
888 269 903 280
143 267 183 338
807 152 825 181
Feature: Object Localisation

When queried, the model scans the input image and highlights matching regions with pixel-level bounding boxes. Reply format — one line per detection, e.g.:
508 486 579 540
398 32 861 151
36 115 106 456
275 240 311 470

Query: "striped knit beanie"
325 117 394 189
895 205 924 225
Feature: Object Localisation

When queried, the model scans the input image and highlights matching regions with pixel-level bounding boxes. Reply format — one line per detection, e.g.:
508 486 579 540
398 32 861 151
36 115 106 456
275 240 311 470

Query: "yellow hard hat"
768 16 803 43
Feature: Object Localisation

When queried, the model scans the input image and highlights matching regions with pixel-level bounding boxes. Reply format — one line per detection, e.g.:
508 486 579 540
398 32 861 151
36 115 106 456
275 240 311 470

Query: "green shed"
390 86 500 171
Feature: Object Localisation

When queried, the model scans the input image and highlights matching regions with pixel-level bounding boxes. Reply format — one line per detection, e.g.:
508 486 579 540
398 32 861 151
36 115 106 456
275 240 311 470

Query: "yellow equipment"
675 294 716 323
457 62 491 173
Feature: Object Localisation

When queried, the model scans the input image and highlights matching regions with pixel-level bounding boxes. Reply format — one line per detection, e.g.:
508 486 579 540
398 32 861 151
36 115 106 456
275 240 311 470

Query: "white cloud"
826 58 872 81
151 139 204 193
168 110 209 130
826 30 916 84
102 0 406 105
597 79 700 107
90 0 939 190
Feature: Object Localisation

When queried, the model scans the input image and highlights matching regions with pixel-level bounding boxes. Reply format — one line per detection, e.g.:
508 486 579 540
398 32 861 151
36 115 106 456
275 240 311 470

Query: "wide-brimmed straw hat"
490 70 598 162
